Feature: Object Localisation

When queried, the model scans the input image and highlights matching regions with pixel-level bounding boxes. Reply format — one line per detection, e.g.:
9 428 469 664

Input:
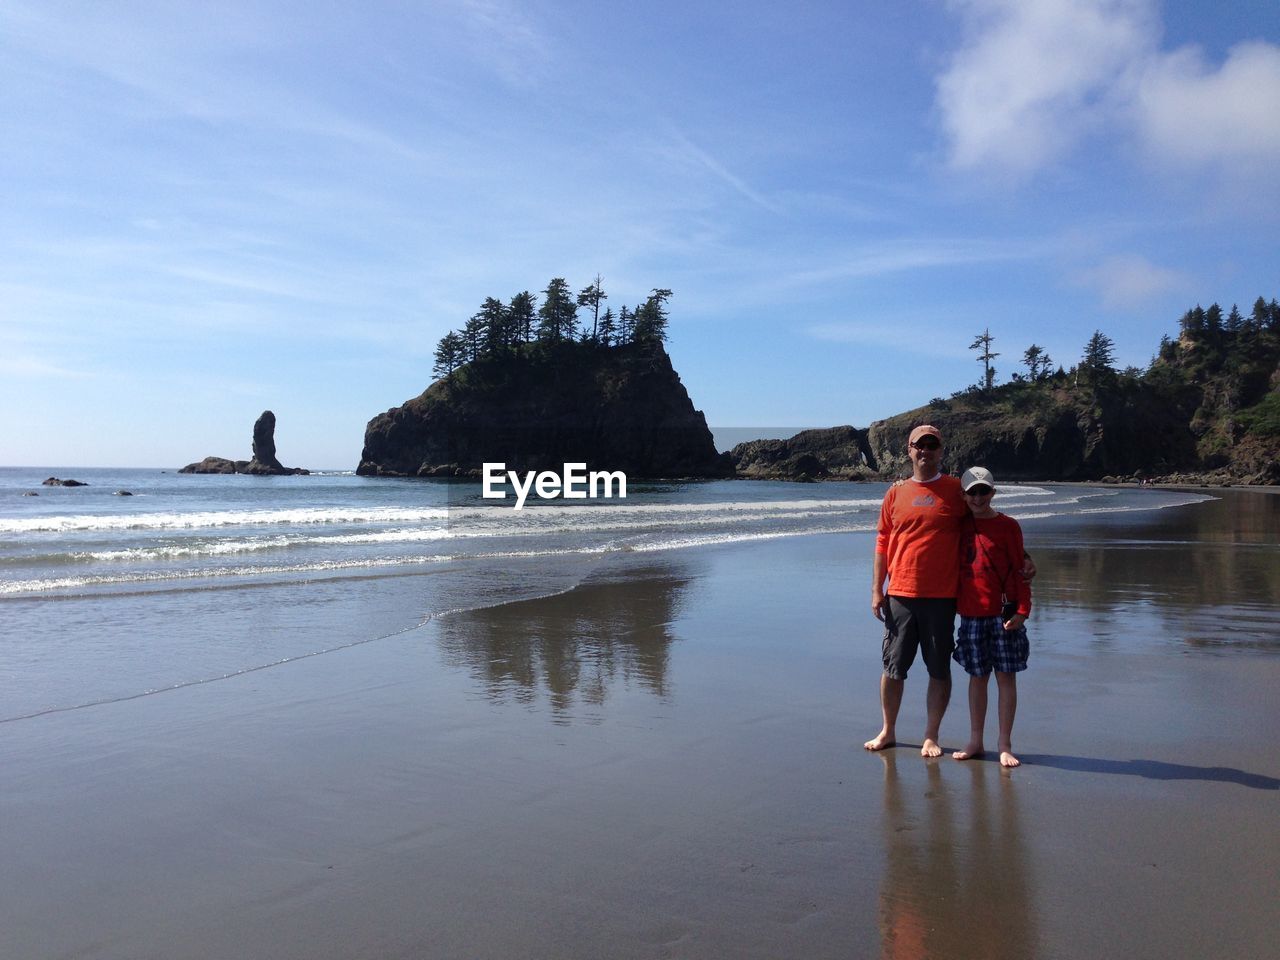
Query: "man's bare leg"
953 674 988 760
864 674 903 750
996 671 1020 767
921 675 951 757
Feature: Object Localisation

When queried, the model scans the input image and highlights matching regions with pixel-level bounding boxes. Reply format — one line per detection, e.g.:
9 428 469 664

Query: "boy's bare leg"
953 673 988 760
921 675 951 757
864 675 902 750
995 671 1020 767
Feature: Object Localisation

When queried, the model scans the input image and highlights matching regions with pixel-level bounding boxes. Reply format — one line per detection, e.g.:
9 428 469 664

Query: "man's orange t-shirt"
875 475 967 599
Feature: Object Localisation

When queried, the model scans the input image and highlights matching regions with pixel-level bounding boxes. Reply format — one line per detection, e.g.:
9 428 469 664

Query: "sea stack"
242 410 307 475
180 410 310 475
357 342 733 479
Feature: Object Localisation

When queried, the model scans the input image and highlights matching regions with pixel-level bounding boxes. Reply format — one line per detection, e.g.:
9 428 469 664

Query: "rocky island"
180 411 310 476
358 342 731 479
731 427 877 481
358 279 731 479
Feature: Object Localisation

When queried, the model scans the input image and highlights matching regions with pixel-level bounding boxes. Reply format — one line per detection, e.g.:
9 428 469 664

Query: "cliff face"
865 381 1203 481
357 343 733 479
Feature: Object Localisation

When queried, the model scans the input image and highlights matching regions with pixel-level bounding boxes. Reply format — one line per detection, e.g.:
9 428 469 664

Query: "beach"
1 480 1278 959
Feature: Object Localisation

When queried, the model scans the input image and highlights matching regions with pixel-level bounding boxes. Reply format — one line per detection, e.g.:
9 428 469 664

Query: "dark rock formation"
733 370 1276 486
113 490 134 496
179 457 245 474
240 410 308 475
253 411 278 464
358 343 732 479
42 477 87 486
731 426 877 480
180 411 309 475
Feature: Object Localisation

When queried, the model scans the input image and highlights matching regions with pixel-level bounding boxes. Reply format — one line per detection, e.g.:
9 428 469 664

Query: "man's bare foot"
864 730 896 751
920 738 943 758
999 750 1020 768
952 741 984 761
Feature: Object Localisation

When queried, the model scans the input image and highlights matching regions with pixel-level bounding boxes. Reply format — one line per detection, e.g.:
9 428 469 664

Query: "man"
865 424 966 758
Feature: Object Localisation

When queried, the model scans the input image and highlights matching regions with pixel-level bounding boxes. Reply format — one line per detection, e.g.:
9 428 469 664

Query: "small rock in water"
114 490 134 496
42 477 88 487
22 491 39 496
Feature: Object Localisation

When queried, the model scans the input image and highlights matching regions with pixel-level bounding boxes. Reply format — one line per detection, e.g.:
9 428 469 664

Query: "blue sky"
3 0 1278 468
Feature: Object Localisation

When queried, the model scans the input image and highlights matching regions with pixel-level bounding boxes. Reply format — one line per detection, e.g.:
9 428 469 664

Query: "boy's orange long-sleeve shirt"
958 512 1032 618
875 475 967 599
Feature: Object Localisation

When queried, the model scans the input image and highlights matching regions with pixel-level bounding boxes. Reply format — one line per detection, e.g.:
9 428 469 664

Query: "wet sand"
2 493 1278 959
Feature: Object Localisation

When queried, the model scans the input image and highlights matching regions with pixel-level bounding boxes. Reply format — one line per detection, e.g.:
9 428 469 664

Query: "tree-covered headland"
733 295 1280 484
904 296 1280 482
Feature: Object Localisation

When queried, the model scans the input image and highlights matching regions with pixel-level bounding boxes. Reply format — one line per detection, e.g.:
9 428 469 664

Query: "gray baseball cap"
960 466 996 491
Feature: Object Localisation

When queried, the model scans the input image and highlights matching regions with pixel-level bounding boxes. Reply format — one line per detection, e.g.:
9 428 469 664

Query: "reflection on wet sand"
878 754 1037 960
1029 492 1280 650
433 563 690 717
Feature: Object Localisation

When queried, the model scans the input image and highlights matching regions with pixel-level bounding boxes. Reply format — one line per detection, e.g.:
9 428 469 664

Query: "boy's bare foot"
952 740 984 761
921 738 943 758
999 750 1020 768
864 730 896 751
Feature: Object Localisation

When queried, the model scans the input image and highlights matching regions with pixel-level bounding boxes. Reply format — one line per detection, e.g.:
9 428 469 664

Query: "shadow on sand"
1018 754 1279 790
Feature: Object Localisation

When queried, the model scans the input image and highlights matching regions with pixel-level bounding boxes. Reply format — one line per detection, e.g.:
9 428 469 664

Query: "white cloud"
1136 40 1280 166
1074 254 1187 309
936 0 1153 175
936 0 1280 177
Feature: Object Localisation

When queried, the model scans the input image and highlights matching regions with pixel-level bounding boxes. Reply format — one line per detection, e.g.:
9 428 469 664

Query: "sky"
3 0 1278 468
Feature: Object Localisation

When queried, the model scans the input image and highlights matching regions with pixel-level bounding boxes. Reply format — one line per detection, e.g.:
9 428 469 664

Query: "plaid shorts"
953 616 1029 677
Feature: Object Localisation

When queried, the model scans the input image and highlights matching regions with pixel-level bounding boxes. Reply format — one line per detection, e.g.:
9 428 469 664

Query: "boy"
951 467 1031 768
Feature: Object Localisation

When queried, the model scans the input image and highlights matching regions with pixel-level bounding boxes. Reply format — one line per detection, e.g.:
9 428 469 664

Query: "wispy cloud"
158 264 333 302
782 238 1045 288
0 349 91 380
660 127 784 214
1073 254 1188 309
0 1 443 162
805 320 973 360
448 0 551 84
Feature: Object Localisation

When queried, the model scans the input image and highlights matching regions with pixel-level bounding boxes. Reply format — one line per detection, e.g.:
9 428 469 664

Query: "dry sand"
2 499 1277 959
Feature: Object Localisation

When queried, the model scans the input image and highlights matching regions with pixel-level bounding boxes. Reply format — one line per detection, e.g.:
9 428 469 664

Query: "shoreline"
725 471 1280 493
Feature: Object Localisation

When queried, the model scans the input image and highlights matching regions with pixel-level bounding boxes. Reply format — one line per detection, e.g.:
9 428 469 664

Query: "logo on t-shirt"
911 494 936 507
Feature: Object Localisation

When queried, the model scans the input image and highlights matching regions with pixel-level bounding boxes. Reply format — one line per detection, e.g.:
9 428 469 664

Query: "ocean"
0 466 1237 724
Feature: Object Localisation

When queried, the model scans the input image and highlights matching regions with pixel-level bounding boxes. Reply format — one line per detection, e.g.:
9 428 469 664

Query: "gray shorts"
882 596 956 681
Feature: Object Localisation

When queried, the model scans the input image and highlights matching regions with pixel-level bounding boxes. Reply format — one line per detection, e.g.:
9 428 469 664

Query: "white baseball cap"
961 466 996 491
